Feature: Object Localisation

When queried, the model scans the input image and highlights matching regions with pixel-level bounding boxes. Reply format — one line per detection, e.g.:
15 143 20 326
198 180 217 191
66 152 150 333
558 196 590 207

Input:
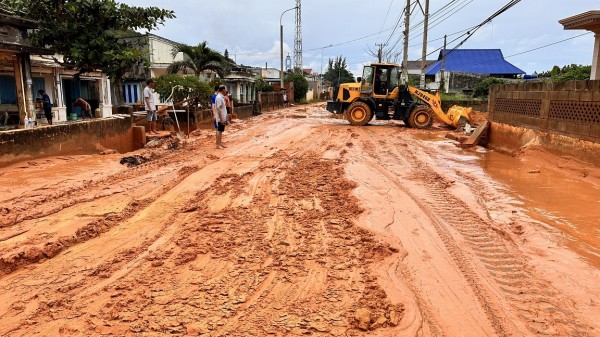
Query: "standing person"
211 85 219 130
283 91 288 107
38 89 53 125
144 79 158 134
74 98 93 120
224 88 232 123
214 85 228 149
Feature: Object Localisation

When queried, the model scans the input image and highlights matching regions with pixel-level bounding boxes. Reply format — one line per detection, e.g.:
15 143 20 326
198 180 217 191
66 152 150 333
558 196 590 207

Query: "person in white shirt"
214 85 228 149
143 79 158 134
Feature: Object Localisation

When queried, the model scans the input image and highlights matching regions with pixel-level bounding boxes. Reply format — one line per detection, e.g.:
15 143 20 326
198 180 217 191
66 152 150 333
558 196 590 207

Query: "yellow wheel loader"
326 63 471 129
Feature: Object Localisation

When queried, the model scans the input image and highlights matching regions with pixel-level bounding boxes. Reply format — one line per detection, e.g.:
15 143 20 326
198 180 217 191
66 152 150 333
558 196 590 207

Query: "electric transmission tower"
294 0 302 73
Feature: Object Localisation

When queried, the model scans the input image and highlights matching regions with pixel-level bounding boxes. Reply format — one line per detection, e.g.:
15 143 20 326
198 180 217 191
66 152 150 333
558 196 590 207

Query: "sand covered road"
0 105 598 336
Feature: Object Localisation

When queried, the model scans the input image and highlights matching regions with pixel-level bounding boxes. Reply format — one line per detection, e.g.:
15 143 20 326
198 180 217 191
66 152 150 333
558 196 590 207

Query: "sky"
120 0 597 78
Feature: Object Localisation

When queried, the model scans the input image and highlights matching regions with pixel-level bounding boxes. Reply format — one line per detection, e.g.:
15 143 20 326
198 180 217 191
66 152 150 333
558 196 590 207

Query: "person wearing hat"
144 79 158 134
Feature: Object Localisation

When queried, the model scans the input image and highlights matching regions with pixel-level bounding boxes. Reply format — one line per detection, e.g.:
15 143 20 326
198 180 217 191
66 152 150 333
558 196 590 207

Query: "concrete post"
13 55 26 126
21 54 35 122
592 33 600 80
98 74 113 118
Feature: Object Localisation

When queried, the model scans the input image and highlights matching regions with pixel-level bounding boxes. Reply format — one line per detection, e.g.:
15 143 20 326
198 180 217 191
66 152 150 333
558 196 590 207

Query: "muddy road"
0 105 598 336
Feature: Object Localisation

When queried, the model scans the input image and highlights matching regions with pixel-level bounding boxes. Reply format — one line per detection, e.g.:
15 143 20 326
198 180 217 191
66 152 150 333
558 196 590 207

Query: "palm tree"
167 41 230 78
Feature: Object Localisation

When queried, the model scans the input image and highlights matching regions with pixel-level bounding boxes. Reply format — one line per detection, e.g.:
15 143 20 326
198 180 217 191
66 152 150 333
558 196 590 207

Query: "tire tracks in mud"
0 164 200 277
0 117 408 336
357 126 593 336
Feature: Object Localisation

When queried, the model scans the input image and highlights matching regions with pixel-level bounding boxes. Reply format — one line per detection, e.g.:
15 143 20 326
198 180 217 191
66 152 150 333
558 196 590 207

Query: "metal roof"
425 49 524 76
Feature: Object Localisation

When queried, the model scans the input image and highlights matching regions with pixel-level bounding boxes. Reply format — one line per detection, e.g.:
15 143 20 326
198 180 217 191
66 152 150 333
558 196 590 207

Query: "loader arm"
407 86 453 125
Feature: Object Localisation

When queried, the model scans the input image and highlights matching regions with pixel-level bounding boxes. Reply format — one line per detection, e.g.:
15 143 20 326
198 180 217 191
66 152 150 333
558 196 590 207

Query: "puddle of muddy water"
425 138 600 268
477 150 600 267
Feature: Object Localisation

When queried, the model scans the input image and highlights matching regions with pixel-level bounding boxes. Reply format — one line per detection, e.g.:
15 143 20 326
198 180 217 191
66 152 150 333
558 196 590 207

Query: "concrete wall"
489 122 600 167
0 117 134 167
489 80 600 143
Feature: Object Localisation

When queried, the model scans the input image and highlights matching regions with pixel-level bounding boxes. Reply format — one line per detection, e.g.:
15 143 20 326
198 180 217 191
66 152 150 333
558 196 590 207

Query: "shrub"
285 73 309 102
154 74 212 104
473 77 505 98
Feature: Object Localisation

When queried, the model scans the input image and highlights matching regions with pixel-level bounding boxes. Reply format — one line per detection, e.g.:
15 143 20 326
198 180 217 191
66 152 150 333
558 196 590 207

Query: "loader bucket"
447 105 472 128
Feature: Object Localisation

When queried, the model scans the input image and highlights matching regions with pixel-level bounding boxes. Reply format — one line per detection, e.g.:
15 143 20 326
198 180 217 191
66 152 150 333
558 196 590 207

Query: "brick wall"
488 80 600 142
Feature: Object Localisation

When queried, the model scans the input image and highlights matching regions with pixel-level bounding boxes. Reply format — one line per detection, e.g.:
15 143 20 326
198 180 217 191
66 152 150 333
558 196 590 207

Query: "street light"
320 44 333 97
280 6 298 90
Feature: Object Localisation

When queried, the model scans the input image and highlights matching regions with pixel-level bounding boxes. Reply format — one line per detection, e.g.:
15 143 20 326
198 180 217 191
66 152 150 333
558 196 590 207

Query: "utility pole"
375 43 386 62
294 0 302 73
440 35 447 93
419 0 429 88
401 0 410 84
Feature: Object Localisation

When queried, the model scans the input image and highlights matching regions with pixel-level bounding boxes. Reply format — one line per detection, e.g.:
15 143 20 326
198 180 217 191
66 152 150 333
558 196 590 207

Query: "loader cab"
360 64 400 98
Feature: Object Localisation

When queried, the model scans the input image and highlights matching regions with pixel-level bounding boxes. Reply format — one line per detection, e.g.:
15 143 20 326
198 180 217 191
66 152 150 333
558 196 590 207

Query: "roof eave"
0 14 38 29
559 10 600 31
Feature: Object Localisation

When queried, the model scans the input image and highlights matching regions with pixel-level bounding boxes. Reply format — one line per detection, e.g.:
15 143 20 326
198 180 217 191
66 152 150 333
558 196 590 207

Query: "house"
30 55 113 122
425 49 525 93
0 6 112 127
250 67 282 85
222 67 257 104
120 33 258 106
0 6 52 127
119 33 188 105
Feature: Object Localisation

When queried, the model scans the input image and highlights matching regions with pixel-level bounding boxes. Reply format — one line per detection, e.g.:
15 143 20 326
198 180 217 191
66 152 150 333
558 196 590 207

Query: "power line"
377 0 396 42
305 27 395 51
387 0 471 55
415 0 522 61
324 31 592 72
505 32 592 59
409 0 474 42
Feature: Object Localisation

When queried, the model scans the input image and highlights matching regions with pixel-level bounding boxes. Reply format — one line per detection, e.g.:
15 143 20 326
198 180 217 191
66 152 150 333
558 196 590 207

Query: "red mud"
0 105 598 336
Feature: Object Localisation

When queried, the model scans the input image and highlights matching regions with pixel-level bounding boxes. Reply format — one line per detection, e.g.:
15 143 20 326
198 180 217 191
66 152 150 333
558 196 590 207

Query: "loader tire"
408 106 434 129
346 101 372 126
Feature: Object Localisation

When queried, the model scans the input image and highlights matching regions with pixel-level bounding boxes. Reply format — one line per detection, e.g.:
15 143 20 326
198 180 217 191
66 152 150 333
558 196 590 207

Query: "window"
361 66 373 92
122 83 140 104
0 76 17 104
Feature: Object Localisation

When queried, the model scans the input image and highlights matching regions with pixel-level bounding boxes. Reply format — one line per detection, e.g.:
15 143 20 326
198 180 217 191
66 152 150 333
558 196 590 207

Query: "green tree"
154 74 212 106
168 41 230 78
473 77 505 98
285 73 308 102
553 64 591 81
324 56 355 90
6 0 175 104
538 64 591 81
255 77 273 92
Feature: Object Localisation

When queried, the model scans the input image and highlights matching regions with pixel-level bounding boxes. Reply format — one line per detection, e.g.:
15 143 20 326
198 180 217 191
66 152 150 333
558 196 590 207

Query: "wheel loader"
326 63 472 129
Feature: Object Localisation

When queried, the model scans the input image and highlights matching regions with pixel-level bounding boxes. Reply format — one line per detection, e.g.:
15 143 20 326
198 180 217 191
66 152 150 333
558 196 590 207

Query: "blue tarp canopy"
425 49 524 76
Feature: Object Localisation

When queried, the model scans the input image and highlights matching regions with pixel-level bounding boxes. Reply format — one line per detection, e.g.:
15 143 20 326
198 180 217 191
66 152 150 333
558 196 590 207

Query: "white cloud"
120 0 597 74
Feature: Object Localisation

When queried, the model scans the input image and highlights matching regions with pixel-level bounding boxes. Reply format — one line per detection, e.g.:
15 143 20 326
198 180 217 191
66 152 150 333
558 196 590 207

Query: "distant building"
119 33 188 105
222 67 257 104
406 60 436 77
250 67 281 85
120 33 258 106
425 49 524 93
